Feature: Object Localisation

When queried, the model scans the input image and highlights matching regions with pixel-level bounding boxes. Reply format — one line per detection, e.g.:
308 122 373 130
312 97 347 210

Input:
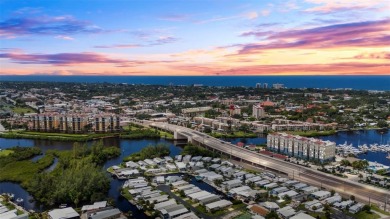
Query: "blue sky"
0 0 389 75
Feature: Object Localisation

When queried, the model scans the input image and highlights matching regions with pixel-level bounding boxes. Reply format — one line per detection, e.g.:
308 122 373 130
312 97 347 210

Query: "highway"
149 122 390 207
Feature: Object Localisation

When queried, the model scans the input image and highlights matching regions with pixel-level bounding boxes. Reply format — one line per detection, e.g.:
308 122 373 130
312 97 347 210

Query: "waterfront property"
267 132 336 162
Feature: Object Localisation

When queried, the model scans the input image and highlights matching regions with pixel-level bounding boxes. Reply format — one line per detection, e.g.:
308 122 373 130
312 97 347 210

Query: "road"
148 121 390 208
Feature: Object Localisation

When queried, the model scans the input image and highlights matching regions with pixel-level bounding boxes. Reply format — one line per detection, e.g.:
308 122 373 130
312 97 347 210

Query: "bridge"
130 119 389 208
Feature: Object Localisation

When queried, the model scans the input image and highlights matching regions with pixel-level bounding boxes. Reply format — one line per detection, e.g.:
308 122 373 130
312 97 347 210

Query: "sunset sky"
0 0 389 76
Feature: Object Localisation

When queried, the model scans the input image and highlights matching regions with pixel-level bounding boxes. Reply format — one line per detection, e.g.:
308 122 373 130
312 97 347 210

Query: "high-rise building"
31 113 59 132
272 83 284 89
94 114 121 133
256 83 261 88
263 83 268 89
252 104 266 119
267 132 335 162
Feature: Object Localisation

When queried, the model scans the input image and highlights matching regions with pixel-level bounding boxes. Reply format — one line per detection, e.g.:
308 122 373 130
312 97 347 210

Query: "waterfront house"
205 200 232 212
48 207 79 219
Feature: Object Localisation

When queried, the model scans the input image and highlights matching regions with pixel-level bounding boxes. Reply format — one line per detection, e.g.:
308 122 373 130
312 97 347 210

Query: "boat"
16 198 24 204
195 175 204 181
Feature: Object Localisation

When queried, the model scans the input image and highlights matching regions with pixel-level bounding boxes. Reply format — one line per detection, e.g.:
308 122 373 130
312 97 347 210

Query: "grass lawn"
348 211 381 219
0 150 14 157
159 130 174 139
11 106 36 114
233 212 252 219
211 131 257 138
371 204 390 215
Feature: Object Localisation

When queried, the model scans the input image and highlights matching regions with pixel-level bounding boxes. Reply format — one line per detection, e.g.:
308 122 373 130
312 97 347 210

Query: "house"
198 195 221 205
171 180 188 188
209 164 221 170
48 207 79 219
183 155 192 163
222 179 242 190
270 187 289 196
264 182 278 189
88 208 123 219
174 212 199 219
175 162 187 171
323 195 342 205
144 159 156 166
202 157 212 162
260 202 280 211
300 186 319 194
211 158 221 163
164 156 173 162
249 204 269 217
184 188 202 196
205 200 232 212
166 175 182 184
166 163 177 171
156 176 165 184
311 191 331 200
153 157 165 165
334 200 354 209
305 200 320 210
228 186 252 197
154 200 177 211
81 201 107 213
191 156 203 162
125 161 139 169
278 190 298 199
292 183 308 190
349 203 364 214
159 204 189 219
175 155 183 162
290 213 315 219
255 180 270 187
277 206 296 219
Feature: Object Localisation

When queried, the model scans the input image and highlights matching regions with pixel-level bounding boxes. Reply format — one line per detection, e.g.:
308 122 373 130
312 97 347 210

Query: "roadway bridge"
131 119 389 208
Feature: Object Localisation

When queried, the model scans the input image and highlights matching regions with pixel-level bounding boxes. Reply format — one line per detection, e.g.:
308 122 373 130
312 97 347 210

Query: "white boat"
16 198 23 204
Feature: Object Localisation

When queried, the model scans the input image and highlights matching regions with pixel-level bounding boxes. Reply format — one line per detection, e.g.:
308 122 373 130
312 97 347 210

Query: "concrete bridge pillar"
174 131 188 140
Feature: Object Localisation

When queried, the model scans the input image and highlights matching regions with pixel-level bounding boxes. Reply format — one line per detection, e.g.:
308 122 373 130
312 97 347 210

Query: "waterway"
0 129 388 213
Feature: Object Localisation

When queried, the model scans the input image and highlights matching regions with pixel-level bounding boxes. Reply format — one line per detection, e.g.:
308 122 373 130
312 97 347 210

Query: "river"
0 129 388 213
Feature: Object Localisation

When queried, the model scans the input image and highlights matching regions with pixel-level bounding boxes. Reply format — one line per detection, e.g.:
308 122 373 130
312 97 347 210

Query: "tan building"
31 113 60 132
267 132 335 162
94 114 121 133
252 104 266 119
59 114 88 133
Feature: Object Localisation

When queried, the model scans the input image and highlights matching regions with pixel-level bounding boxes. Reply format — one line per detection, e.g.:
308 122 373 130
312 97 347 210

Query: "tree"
350 195 355 201
377 120 389 128
362 204 371 213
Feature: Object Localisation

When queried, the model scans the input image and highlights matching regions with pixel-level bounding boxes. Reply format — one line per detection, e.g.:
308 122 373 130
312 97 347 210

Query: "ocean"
0 75 389 90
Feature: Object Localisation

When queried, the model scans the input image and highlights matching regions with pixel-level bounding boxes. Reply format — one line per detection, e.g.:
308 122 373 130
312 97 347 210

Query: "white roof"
174 212 200 219
48 207 79 219
81 201 107 211
290 213 315 219
205 200 232 209
188 191 210 199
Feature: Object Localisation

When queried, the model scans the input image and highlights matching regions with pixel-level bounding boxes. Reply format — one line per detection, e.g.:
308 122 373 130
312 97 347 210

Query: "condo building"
267 132 335 162
252 104 266 119
94 114 121 133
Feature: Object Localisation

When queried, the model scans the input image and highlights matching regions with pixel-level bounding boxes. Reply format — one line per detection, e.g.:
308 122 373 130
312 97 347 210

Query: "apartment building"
252 104 266 119
267 132 335 162
31 113 59 132
59 114 88 133
94 114 121 133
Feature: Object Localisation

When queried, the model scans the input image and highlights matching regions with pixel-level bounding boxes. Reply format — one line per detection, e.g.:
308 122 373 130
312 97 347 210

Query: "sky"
0 0 389 76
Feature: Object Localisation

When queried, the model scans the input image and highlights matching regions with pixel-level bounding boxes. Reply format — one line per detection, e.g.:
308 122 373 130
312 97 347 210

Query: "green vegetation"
11 106 36 114
123 144 170 162
28 141 119 207
233 212 252 219
0 141 120 208
285 130 336 137
210 131 257 138
122 123 173 139
0 147 54 186
0 149 14 157
181 144 220 158
371 204 390 216
0 131 116 142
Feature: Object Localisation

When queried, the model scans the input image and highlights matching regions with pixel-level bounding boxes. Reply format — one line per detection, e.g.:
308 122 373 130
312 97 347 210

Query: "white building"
267 132 335 162
253 104 266 119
